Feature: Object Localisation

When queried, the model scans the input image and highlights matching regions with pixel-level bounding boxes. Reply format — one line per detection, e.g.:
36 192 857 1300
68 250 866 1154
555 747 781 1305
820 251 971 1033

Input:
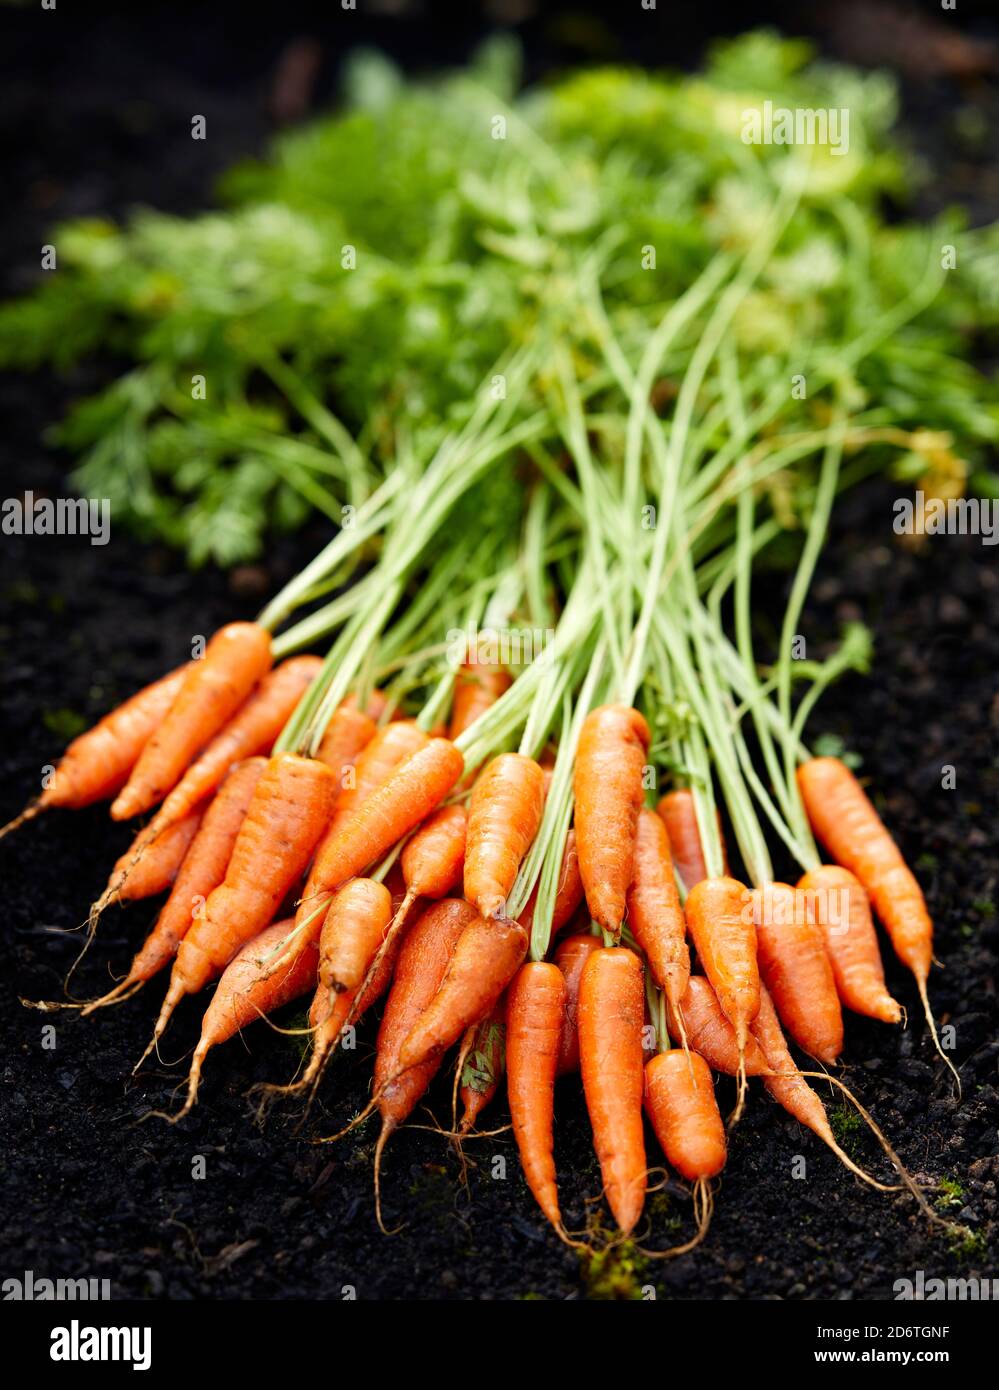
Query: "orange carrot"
573 704 650 937
520 829 584 941
83 758 267 1013
145 657 320 836
626 809 690 1013
553 932 602 1076
656 789 728 893
797 756 945 1065
578 947 647 1235
457 1002 506 1134
448 661 511 741
798 865 901 1024
645 1050 726 1183
142 753 335 1056
318 878 392 997
173 917 320 1118
506 962 567 1231
367 898 477 1228
401 804 467 899
2 665 191 837
111 622 272 820
644 1048 725 1254
463 752 545 919
752 882 843 1066
684 875 759 1116
310 738 464 899
398 914 527 1070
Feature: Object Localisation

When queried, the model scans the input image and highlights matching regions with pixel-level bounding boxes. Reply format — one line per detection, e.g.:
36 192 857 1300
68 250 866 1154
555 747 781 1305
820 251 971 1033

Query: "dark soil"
1 1 996 1301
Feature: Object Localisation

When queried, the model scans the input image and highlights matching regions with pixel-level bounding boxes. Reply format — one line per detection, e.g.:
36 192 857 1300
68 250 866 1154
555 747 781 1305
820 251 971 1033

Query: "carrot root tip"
314 1094 379 1144
727 1055 748 1127
20 996 85 1012
915 975 962 1096
132 1035 159 1077
374 1122 405 1236
0 800 42 840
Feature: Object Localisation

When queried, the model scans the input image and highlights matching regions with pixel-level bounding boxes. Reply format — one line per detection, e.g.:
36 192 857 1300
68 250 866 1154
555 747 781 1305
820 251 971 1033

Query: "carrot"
578 947 647 1235
398 914 528 1070
366 898 477 1229
310 737 464 899
387 800 468 952
553 932 602 1076
111 622 272 820
644 1049 725 1255
143 657 320 838
457 1002 506 1134
645 1050 726 1182
463 752 545 918
318 878 392 997
626 809 690 1016
94 806 204 918
140 753 335 1059
402 804 467 899
797 866 901 1024
171 917 320 1119
506 962 567 1232
797 756 955 1082
684 875 759 1118
82 758 267 1013
1 664 191 838
573 704 650 937
752 882 843 1066
656 789 728 893
520 829 584 941
448 661 511 741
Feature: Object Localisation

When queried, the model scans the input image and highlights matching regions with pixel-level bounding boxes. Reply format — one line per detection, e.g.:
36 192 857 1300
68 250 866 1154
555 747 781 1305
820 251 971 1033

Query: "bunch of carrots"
7 113 977 1251
6 601 951 1250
